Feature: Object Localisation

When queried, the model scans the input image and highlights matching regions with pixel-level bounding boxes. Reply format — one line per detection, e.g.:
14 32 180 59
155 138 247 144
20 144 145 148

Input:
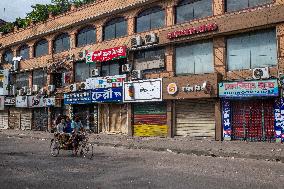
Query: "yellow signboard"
134 124 168 137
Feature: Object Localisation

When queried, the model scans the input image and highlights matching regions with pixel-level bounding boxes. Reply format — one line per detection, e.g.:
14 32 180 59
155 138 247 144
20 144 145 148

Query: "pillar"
127 104 133 136
96 25 103 43
215 99 223 141
166 4 175 27
167 100 175 138
47 38 53 55
70 32 77 49
213 37 226 78
213 0 225 16
127 16 135 35
165 45 174 73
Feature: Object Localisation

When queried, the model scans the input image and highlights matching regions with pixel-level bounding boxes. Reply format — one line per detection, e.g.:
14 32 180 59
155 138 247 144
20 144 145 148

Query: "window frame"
225 0 274 13
53 33 70 54
103 17 127 41
2 49 13 64
76 27 96 47
18 44 30 60
34 39 49 58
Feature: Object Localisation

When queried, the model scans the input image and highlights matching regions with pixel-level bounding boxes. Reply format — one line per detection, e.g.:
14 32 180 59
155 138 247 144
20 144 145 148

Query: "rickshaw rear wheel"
50 139 60 157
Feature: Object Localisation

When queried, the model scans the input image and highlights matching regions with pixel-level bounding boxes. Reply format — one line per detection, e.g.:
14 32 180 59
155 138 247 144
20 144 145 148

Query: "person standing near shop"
64 116 72 133
71 117 83 133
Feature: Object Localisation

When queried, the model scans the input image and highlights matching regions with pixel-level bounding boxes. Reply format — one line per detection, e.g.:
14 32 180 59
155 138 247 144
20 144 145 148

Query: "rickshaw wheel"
50 139 60 157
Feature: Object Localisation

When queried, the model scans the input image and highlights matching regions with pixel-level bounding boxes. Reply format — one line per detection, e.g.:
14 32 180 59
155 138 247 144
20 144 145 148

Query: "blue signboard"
219 79 279 98
64 91 92 104
92 87 122 102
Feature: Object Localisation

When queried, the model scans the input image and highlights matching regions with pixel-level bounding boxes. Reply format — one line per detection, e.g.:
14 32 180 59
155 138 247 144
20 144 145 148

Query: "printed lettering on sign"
86 46 127 63
91 87 122 102
222 100 231 140
64 91 92 104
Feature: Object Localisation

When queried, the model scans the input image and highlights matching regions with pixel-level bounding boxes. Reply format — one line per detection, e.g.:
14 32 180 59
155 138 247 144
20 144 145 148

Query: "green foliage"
0 0 97 35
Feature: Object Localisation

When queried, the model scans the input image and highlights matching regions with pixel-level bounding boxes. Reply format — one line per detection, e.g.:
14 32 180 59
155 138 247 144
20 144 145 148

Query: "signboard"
219 79 279 98
44 98 55 107
0 69 9 96
86 75 126 89
123 79 162 102
4 97 16 106
16 96 28 107
167 23 218 39
28 96 45 108
167 83 178 95
0 96 4 110
274 99 284 143
92 87 122 102
64 91 92 104
86 46 127 63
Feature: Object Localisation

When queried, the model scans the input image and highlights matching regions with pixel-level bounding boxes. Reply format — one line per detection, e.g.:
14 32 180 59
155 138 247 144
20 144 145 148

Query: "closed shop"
33 108 48 131
9 108 21 129
73 104 97 132
176 99 215 138
20 109 32 130
133 102 167 137
99 104 127 134
0 111 9 129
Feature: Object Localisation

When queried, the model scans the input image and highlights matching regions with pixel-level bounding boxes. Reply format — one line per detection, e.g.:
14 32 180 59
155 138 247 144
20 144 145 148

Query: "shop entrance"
231 100 275 141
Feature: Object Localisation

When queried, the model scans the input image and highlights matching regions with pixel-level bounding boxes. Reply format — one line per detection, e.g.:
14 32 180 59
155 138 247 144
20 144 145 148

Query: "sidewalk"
1 129 283 162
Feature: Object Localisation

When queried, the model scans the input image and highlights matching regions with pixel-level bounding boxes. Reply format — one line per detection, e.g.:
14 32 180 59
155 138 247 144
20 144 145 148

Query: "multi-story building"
1 0 284 142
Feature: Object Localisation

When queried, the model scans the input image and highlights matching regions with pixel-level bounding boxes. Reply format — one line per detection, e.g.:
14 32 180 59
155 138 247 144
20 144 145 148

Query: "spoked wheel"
50 139 60 157
80 142 94 159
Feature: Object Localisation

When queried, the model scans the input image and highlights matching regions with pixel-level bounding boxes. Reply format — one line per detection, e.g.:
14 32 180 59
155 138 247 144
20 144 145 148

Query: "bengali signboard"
123 79 162 102
86 75 126 89
64 91 92 105
219 79 279 98
91 87 122 102
4 97 16 106
86 46 127 63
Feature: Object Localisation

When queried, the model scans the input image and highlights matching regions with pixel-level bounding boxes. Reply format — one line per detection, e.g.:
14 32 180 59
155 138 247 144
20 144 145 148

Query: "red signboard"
167 23 218 39
89 46 127 63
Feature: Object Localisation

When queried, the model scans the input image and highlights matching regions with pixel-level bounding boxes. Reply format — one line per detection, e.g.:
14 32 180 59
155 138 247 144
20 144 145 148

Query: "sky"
0 0 52 22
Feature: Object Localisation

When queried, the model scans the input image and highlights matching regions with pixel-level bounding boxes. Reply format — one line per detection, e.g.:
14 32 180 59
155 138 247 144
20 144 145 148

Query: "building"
0 0 284 142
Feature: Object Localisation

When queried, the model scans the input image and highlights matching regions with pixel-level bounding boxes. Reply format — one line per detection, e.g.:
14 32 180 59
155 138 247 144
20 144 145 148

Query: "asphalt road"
0 134 283 189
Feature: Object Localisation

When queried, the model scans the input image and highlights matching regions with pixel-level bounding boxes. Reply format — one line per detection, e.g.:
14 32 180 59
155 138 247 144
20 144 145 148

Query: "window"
226 0 273 12
97 59 125 77
75 61 96 82
18 45 30 60
227 29 277 71
34 39 48 57
2 49 13 64
134 47 165 72
77 27 96 47
136 7 165 33
103 17 127 40
176 0 212 24
32 69 47 88
15 72 29 89
53 33 70 53
176 40 213 75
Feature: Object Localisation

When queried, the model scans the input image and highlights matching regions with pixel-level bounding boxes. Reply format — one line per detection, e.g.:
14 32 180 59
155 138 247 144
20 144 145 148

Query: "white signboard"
28 96 45 108
123 78 162 102
0 96 4 110
44 98 55 106
86 74 126 89
16 96 28 107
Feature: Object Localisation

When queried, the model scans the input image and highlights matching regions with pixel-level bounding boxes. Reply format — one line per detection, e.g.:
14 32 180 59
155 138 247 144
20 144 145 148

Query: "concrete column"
165 45 174 73
69 32 77 49
215 99 222 141
127 16 135 35
166 5 175 27
47 38 53 55
213 0 225 16
28 72 33 88
277 23 284 75
127 104 133 136
166 100 175 137
213 37 226 78
96 25 103 43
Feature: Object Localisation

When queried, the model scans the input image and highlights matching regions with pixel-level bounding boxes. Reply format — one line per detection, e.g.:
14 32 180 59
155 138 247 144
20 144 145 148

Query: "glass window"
53 33 70 53
34 39 48 57
77 27 96 47
75 61 96 82
226 0 273 12
176 40 213 75
134 47 165 61
227 29 277 71
136 7 164 33
103 18 127 40
176 0 212 24
32 69 47 88
97 60 124 77
18 45 30 60
15 72 29 89
2 49 13 64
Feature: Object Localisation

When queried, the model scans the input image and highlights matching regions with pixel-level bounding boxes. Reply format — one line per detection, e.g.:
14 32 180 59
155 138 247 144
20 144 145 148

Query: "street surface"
0 134 283 189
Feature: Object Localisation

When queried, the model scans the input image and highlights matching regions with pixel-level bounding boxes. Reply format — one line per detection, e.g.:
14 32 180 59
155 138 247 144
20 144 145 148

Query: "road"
0 134 283 189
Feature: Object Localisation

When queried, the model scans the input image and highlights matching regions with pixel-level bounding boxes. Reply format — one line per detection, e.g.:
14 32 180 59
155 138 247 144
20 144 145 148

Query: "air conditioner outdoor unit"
91 68 100 77
131 70 142 80
145 33 158 44
26 88 32 96
121 64 131 73
131 36 143 48
32 85 39 93
48 85 55 93
70 84 77 92
252 67 269 79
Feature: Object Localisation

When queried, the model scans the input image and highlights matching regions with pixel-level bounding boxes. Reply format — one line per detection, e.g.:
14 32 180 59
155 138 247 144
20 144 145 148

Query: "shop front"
0 96 9 129
14 96 32 130
123 78 167 137
219 79 282 142
163 74 219 138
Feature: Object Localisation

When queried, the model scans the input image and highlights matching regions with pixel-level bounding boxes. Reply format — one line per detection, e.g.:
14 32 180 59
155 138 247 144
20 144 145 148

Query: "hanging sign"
91 87 122 102
86 46 127 63
64 91 92 104
167 23 218 39
86 74 126 89
222 100 232 140
28 96 45 107
16 96 28 107
123 79 162 102
219 79 279 98
4 97 16 105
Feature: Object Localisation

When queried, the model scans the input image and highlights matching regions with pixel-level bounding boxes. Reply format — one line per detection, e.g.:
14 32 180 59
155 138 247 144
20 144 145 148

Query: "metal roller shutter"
0 111 9 129
33 108 48 131
9 109 21 129
20 110 32 130
133 102 167 137
176 100 215 138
